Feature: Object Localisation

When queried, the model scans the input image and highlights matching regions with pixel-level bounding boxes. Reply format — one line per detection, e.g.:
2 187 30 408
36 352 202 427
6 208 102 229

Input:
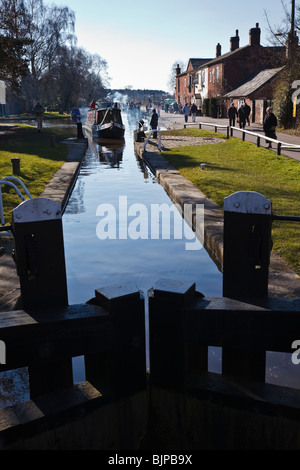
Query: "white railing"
143 128 162 152
0 176 32 227
184 121 300 155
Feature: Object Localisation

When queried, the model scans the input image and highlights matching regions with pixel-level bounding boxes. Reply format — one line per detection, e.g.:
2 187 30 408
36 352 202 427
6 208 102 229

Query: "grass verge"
161 128 300 275
0 123 76 224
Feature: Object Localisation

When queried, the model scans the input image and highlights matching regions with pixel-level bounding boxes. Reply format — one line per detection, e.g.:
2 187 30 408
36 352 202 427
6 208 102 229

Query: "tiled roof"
224 67 285 97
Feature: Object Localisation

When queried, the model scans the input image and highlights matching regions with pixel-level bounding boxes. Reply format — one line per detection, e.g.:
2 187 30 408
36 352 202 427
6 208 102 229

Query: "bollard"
222 191 272 299
77 122 84 139
11 158 20 175
12 197 68 310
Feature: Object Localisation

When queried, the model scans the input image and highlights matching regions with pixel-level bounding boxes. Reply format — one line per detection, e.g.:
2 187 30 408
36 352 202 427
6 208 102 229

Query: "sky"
49 0 295 92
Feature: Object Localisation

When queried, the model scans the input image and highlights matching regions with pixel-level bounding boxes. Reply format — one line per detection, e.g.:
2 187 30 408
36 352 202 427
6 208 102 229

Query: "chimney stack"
230 30 239 52
176 64 181 75
249 23 261 46
216 43 222 57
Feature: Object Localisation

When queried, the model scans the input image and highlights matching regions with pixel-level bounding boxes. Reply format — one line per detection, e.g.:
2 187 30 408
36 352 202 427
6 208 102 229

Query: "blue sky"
51 0 295 91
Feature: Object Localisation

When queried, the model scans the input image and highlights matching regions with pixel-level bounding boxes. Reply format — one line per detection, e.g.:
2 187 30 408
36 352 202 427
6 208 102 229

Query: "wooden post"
84 283 146 397
148 279 207 391
12 198 68 310
257 136 260 147
223 191 272 300
11 158 20 175
77 122 84 139
277 142 281 155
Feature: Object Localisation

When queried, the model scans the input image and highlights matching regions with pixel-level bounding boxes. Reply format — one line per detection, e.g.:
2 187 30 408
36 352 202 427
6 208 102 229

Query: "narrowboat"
85 104 125 141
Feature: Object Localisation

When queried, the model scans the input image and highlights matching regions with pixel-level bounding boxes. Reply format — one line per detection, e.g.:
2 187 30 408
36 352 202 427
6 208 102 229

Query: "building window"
177 79 180 92
209 71 211 83
216 66 219 82
212 69 215 83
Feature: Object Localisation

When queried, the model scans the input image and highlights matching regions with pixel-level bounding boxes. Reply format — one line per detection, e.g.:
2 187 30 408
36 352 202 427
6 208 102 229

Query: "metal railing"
0 176 32 229
183 121 300 155
143 128 162 152
184 121 230 138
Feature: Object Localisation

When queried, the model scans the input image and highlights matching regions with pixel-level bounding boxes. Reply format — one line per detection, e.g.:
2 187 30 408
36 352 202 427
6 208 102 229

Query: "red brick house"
175 58 212 106
176 23 289 120
224 67 284 123
206 24 287 112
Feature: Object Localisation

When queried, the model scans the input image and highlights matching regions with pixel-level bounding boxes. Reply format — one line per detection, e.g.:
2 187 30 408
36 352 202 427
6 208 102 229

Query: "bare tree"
21 0 76 102
0 0 30 91
168 60 186 93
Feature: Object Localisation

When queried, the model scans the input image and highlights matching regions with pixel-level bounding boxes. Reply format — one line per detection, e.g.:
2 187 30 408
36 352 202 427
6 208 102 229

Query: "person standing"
228 103 238 127
183 103 190 123
191 103 197 122
150 108 158 138
263 107 277 149
238 104 246 129
243 102 251 125
33 101 45 132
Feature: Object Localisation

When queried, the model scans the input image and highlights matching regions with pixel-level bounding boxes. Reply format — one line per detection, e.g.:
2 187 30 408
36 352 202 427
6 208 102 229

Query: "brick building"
175 23 289 121
224 67 284 124
175 58 212 107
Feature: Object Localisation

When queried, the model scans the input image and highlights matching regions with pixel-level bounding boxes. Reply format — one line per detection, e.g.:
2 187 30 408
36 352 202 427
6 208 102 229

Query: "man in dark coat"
228 103 238 127
238 104 246 129
263 107 277 148
150 108 158 138
243 102 251 125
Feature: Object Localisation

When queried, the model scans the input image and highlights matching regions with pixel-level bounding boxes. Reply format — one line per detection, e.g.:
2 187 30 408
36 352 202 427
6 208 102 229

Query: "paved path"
157 111 300 162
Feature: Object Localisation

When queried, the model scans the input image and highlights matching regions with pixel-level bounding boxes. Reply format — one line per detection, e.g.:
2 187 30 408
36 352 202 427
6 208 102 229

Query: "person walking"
33 101 45 132
228 103 238 127
263 107 277 149
243 102 251 125
183 103 190 123
191 103 197 122
150 108 158 138
238 104 246 129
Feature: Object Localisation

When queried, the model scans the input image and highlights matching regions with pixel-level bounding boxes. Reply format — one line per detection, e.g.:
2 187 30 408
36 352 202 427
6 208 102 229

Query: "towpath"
157 110 300 162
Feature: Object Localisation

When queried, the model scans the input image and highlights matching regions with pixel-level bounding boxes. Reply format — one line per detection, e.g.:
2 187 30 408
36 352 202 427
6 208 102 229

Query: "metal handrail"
184 121 300 155
184 121 230 138
144 128 162 152
0 177 32 226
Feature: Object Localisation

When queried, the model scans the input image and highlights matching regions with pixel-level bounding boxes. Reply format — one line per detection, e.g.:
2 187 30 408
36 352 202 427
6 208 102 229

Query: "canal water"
62 111 300 389
62 111 223 379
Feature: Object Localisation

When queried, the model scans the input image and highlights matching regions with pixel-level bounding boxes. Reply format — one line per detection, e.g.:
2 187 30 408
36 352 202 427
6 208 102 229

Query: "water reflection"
63 112 222 305
94 140 124 168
